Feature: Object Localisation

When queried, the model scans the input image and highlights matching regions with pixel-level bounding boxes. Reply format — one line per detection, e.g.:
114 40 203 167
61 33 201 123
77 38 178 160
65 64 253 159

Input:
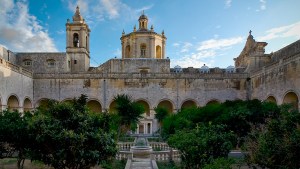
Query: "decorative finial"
249 30 252 35
162 30 165 35
151 25 154 31
134 25 136 32
142 10 144 15
122 29 125 35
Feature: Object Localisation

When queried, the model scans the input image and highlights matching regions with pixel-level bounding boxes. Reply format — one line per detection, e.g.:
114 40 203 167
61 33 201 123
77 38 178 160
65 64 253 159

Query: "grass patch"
118 137 135 142
147 137 161 142
156 161 180 169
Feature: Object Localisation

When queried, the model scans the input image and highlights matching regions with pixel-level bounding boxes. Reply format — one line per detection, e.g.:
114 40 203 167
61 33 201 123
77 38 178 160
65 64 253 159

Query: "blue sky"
0 0 300 68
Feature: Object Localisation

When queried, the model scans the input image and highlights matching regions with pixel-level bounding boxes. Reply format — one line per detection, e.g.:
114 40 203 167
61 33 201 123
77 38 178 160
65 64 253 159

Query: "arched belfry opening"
125 45 131 58
73 33 79 47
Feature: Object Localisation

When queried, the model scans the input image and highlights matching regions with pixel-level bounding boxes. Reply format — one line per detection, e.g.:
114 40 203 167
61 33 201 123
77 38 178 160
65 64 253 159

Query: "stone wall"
95 58 170 73
0 58 33 111
250 41 300 107
16 52 70 73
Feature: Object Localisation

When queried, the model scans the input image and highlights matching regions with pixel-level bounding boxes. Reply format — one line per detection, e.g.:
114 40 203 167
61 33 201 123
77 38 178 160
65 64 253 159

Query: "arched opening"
266 96 277 104
73 33 79 47
157 100 173 114
283 92 299 109
7 95 19 111
109 101 117 113
140 43 146 58
206 100 220 106
37 99 50 109
156 45 161 59
0 97 2 111
23 98 32 112
87 100 102 113
181 100 197 110
125 45 131 58
62 99 73 104
137 100 150 117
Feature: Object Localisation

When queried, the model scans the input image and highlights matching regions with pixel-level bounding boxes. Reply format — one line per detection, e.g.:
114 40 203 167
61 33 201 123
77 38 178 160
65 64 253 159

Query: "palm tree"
113 94 144 140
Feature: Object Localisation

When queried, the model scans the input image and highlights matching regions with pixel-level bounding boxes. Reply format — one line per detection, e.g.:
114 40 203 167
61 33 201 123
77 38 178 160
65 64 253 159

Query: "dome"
226 65 235 73
139 14 148 20
199 64 210 73
174 65 182 73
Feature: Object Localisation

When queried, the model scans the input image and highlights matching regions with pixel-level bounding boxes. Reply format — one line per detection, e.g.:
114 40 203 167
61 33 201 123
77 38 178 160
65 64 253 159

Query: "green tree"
28 95 117 169
0 110 33 169
168 124 234 168
244 104 300 169
113 94 144 139
154 106 169 136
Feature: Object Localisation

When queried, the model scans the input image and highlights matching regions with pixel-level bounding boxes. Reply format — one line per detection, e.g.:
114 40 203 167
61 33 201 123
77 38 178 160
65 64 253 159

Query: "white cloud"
171 36 243 68
259 0 266 10
180 42 193 53
197 37 243 51
225 0 232 8
135 4 154 13
257 21 300 41
0 0 57 52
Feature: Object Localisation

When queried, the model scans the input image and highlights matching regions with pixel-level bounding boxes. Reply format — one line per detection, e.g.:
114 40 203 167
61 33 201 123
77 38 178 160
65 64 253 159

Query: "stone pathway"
130 158 152 169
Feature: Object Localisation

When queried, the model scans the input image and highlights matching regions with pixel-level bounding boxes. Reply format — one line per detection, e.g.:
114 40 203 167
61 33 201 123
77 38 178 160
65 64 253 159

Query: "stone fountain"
130 137 153 158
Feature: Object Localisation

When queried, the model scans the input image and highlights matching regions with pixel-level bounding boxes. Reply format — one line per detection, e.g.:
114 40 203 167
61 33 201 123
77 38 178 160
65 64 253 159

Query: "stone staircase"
131 158 152 169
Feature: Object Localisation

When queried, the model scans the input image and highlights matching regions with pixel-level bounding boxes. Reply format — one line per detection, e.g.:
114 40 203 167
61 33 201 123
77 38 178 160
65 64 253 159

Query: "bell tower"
66 6 90 72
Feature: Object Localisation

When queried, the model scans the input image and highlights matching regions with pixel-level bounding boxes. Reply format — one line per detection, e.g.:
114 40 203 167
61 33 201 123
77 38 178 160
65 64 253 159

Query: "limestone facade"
1 7 299 134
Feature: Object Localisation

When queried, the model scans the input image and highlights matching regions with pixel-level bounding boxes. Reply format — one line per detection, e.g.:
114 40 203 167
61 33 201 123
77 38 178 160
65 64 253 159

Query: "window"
74 60 77 64
23 59 32 66
140 44 146 58
68 60 71 68
47 59 56 67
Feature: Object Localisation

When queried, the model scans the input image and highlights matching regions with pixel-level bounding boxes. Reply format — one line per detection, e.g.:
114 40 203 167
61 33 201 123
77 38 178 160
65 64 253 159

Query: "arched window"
73 33 79 47
140 43 146 58
156 45 161 59
23 59 32 66
86 36 88 49
7 95 19 111
47 59 56 67
125 45 131 58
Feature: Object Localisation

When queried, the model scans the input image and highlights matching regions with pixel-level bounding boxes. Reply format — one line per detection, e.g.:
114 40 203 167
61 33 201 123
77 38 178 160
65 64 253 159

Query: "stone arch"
206 99 220 106
109 100 117 113
156 45 161 59
125 45 131 58
181 99 197 109
23 97 33 112
73 33 79 47
62 98 73 104
87 99 102 113
283 91 299 109
157 99 174 114
266 95 277 104
140 43 146 57
7 94 19 111
136 99 150 117
36 98 50 108
0 95 2 111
